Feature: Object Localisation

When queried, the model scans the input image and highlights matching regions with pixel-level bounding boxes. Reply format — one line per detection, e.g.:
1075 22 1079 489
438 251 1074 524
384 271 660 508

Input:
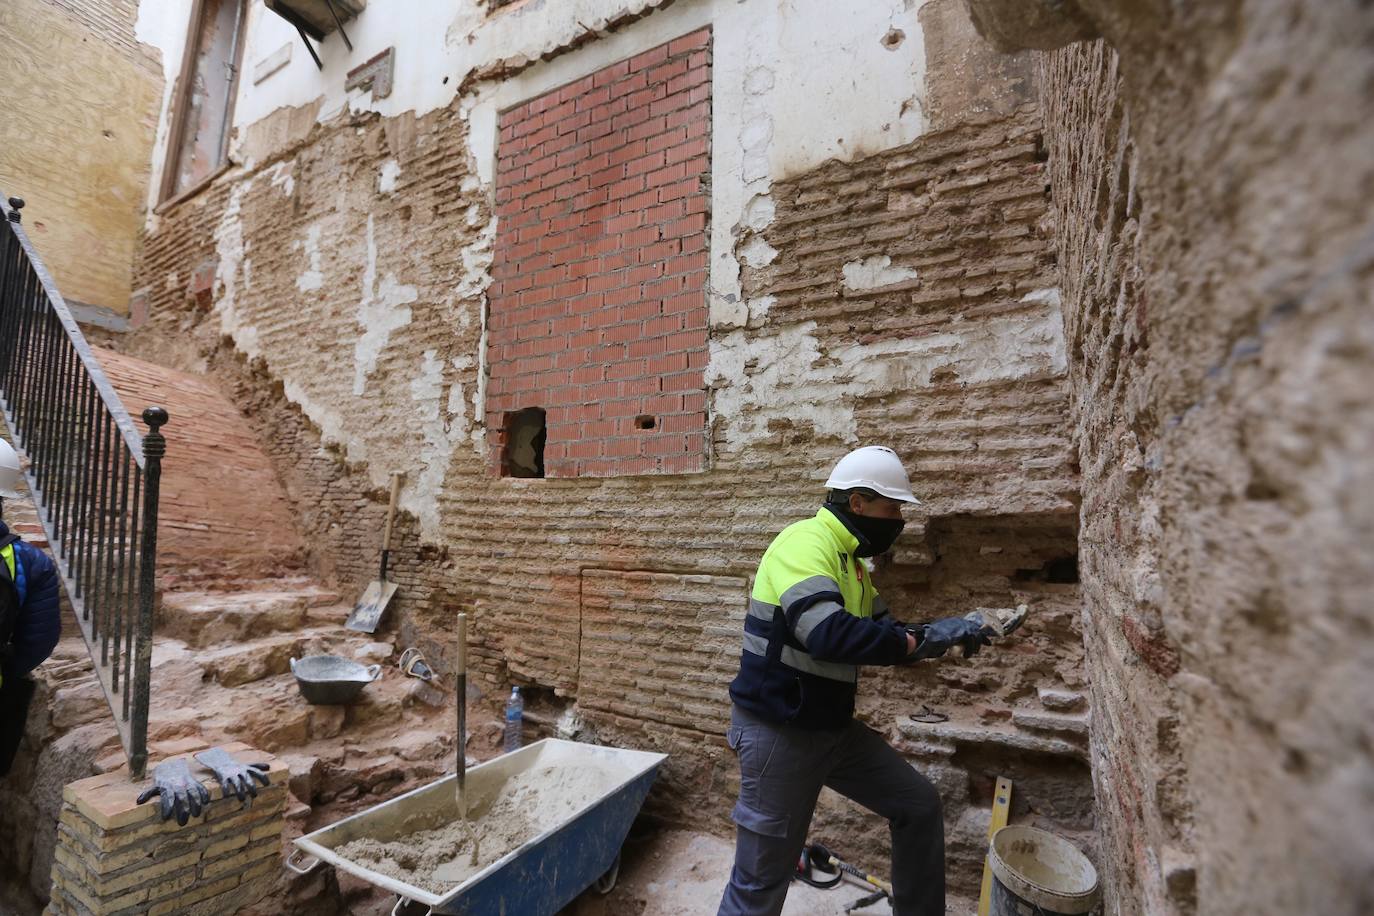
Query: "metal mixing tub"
289 655 382 705
286 738 667 915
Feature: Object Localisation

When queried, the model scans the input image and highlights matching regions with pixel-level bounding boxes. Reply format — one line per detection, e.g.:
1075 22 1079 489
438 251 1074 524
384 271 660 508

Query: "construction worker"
718 446 996 916
0 439 60 777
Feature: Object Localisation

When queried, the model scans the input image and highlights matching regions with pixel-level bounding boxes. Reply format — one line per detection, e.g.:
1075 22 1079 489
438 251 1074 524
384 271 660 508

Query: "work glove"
905 616 993 661
195 747 271 805
136 757 212 826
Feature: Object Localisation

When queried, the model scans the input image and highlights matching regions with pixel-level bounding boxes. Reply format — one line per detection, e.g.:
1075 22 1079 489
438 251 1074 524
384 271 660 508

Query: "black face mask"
827 505 906 557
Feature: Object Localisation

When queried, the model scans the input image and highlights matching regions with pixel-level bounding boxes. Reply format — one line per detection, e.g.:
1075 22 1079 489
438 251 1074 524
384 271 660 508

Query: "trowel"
345 473 403 633
948 603 1029 658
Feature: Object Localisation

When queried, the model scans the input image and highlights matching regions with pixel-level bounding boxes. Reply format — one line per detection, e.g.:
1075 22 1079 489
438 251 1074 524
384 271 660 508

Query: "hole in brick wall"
514 684 577 743
1013 555 1079 584
503 407 546 478
634 415 657 430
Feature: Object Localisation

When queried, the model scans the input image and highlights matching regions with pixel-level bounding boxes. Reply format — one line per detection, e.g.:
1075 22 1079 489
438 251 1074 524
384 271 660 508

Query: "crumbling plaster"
140 0 944 536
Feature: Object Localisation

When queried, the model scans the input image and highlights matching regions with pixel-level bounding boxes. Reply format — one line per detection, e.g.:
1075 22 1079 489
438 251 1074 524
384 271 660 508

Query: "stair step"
157 586 342 646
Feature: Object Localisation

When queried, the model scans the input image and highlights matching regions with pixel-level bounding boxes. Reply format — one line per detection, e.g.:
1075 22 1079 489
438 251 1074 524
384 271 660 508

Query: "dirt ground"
559 828 979 916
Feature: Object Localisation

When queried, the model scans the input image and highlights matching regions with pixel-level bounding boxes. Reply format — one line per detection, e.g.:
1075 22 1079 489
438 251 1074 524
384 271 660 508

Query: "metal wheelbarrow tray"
288 738 667 915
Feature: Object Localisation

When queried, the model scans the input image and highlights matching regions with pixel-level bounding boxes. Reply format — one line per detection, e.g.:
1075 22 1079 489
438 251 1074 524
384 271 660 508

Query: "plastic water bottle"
503 686 523 753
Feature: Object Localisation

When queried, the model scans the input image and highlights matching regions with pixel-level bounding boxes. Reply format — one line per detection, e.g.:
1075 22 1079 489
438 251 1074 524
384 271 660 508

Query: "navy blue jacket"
0 521 61 676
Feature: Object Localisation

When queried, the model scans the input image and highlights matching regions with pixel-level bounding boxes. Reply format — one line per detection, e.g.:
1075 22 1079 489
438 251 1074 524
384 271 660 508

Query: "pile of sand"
336 763 621 895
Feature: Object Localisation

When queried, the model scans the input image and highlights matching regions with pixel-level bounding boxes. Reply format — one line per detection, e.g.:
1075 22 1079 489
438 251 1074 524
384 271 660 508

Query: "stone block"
1037 687 1086 711
279 753 321 803
239 705 310 751
307 704 347 739
353 641 394 662
200 635 300 686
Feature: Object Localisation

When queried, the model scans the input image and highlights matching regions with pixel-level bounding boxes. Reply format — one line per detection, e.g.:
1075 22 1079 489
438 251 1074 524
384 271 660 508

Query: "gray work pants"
717 705 945 916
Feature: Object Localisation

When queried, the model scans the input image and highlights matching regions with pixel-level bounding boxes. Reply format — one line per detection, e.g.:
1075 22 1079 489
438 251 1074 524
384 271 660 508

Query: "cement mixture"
337 764 622 895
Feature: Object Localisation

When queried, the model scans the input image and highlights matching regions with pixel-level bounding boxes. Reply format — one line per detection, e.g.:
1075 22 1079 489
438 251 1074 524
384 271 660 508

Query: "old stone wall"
0 0 163 317
990 0 1374 912
121 95 1091 898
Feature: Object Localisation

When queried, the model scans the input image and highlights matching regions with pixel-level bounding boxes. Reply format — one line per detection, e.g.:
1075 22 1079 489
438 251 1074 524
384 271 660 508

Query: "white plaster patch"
379 159 401 194
353 215 417 396
397 349 477 534
296 223 324 292
842 255 920 291
706 309 1069 449
282 378 352 455
746 295 776 324
742 194 776 232
212 182 263 360
269 161 295 196
1021 287 1064 307
740 235 779 268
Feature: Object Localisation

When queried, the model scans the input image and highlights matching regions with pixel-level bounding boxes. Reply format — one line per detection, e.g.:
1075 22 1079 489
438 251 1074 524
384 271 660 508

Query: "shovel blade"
345 580 399 633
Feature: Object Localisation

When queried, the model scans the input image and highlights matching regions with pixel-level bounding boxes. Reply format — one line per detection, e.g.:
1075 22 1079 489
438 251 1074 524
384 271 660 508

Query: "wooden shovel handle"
381 473 403 551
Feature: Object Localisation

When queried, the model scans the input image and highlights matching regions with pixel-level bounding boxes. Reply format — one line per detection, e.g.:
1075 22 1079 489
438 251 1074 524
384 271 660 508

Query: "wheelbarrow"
286 738 667 915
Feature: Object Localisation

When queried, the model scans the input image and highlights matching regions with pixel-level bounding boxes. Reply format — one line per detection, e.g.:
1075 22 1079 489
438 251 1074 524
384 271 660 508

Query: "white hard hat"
824 446 920 503
0 440 21 499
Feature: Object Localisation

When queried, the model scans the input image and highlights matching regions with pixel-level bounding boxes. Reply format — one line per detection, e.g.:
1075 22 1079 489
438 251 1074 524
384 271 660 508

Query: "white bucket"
988 825 1101 915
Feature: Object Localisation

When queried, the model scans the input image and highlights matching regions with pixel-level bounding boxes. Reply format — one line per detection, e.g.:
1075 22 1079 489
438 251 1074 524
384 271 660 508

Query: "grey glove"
136 757 211 826
906 616 993 660
194 747 271 804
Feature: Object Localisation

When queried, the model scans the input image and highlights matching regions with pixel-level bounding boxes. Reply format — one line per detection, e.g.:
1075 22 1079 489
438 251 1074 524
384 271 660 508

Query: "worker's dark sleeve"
10 543 60 674
781 543 907 666
800 605 908 665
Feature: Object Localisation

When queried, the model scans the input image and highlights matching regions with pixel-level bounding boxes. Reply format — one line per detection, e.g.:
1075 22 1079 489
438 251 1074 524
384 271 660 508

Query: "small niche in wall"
504 407 546 478
634 415 658 431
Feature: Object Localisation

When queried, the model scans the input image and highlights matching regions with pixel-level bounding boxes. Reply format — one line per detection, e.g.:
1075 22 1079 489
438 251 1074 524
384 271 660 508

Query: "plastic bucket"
988 825 1101 915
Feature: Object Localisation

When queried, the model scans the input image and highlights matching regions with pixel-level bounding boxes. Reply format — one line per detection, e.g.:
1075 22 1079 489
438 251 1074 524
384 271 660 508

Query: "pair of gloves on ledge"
136 746 272 827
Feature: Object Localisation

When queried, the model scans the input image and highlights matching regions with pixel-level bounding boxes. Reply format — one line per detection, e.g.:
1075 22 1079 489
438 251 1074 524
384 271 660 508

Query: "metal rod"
76 377 99 602
295 24 324 70
30 312 54 491
322 0 353 50
111 445 131 691
130 407 167 779
91 406 111 643
11 267 36 434
456 611 468 806
96 407 115 661
0 231 17 384
54 337 77 548
122 466 142 721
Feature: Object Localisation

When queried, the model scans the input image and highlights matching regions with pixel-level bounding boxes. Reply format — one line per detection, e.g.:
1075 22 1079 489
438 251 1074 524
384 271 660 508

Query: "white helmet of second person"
0 439 22 499
824 446 920 504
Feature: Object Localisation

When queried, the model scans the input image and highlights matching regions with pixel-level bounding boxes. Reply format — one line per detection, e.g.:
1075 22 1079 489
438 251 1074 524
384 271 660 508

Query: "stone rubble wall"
988 0 1374 911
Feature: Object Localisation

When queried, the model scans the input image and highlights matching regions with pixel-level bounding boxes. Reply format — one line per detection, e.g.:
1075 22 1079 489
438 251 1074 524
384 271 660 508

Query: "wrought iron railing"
0 196 166 779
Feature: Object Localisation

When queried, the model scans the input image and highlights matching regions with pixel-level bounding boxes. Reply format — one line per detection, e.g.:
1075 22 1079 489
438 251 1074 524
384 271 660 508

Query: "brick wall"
0 0 162 313
93 347 307 581
487 28 711 477
1029 1 1374 911
48 745 284 915
123 74 1089 894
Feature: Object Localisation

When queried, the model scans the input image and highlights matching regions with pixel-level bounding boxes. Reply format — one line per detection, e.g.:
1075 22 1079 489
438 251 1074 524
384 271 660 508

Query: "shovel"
345 473 403 633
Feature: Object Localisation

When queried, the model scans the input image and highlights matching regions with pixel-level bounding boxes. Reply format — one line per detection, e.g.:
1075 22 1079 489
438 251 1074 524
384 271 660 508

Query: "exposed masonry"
121 94 1091 894
487 28 712 477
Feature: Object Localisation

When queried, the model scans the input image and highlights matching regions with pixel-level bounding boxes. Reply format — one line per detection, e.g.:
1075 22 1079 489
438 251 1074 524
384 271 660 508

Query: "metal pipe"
456 612 467 806
130 406 168 779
